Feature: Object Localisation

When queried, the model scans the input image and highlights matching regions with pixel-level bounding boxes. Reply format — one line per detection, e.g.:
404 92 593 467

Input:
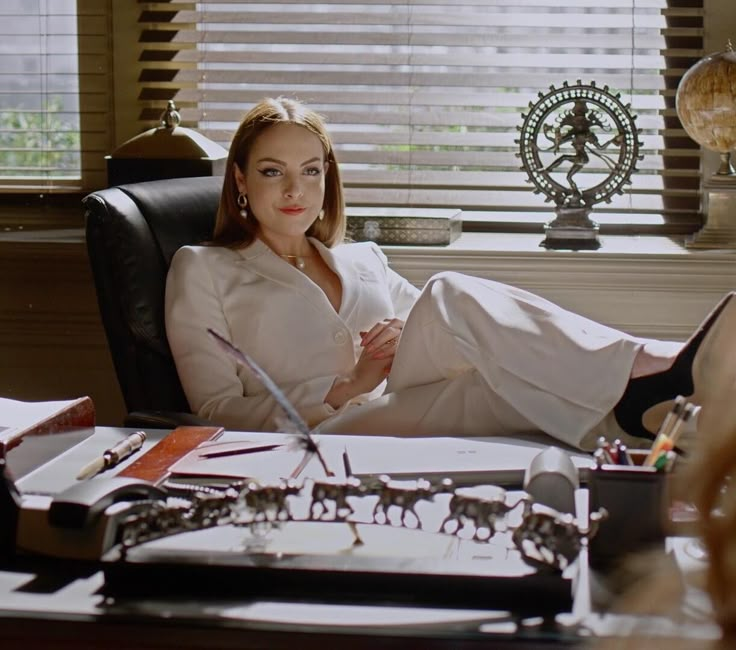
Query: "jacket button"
333 331 347 344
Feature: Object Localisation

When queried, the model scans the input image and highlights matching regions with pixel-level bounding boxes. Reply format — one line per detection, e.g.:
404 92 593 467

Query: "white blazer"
165 238 420 431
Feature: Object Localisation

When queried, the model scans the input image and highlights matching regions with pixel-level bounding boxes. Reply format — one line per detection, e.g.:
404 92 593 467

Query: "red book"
0 396 95 454
117 426 224 485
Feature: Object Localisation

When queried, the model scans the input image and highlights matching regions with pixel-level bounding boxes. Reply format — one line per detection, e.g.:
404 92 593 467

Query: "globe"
676 41 736 176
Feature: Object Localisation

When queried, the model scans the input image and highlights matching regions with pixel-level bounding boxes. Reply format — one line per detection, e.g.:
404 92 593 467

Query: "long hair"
690 393 736 640
211 97 345 248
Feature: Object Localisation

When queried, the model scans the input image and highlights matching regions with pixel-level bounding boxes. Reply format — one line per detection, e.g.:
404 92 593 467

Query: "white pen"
76 431 147 480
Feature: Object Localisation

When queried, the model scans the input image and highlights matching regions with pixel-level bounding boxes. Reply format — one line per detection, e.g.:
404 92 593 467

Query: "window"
137 1 703 235
0 0 112 193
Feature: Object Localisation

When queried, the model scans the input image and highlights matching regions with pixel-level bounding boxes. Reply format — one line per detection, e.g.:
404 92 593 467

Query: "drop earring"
318 209 325 221
237 192 248 218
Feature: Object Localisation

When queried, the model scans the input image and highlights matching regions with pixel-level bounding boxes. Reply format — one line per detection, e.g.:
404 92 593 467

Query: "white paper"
342 435 594 485
167 433 328 483
0 396 89 444
165 431 594 487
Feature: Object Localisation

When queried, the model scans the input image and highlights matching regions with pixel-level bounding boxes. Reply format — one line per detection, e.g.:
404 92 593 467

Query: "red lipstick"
279 206 306 215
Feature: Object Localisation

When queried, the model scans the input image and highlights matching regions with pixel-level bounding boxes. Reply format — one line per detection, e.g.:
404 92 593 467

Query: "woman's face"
234 122 328 243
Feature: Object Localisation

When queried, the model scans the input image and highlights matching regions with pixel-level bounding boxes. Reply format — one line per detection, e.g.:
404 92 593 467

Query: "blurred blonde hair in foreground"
595 390 736 649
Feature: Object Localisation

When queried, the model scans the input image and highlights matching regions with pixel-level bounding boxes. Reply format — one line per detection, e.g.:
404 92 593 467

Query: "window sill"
2 228 734 341
2 226 733 265
0 227 87 244
0 227 725 255
384 231 715 257
382 232 736 342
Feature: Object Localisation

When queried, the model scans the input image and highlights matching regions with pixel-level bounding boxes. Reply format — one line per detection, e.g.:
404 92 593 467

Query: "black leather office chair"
83 176 223 428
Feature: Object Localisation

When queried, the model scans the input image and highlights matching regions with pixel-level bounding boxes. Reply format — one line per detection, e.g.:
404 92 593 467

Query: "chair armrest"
124 410 217 430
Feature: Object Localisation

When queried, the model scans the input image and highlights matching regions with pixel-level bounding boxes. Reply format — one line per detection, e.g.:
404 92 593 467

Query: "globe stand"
676 42 736 249
541 206 601 250
686 175 736 250
715 151 736 177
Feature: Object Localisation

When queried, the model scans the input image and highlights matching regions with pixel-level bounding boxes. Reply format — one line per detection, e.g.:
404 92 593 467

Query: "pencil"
643 396 686 467
668 402 696 448
342 446 354 477
198 443 283 459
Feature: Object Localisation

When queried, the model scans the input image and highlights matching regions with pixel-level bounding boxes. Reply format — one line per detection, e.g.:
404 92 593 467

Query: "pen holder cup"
588 450 671 571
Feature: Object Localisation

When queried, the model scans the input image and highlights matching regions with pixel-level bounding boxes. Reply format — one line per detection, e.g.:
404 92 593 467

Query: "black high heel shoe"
614 292 736 440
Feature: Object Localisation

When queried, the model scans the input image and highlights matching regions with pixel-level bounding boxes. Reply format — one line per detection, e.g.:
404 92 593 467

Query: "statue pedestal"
541 206 601 250
687 177 736 249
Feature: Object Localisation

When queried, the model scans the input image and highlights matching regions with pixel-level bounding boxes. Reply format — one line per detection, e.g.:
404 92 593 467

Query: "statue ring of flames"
517 80 643 210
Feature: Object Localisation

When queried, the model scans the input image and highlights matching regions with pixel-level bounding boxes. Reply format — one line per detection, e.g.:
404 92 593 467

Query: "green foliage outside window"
0 97 80 178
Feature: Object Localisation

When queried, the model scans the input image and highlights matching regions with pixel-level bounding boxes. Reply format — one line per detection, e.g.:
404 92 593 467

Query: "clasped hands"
360 317 404 360
325 317 404 410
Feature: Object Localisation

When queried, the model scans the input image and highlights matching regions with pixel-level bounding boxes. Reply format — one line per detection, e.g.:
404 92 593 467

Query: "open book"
0 396 95 451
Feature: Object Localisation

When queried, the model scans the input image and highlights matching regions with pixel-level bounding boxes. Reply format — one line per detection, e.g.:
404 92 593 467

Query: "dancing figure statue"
518 81 642 249
541 100 623 195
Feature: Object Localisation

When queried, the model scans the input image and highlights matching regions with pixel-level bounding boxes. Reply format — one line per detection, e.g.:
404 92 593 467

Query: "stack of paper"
0 396 95 449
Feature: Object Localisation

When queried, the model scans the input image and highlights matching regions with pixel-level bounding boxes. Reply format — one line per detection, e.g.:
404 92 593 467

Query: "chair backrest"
83 176 222 415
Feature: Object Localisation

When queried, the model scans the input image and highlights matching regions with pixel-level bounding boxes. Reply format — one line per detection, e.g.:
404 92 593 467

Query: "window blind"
137 0 704 234
0 0 112 192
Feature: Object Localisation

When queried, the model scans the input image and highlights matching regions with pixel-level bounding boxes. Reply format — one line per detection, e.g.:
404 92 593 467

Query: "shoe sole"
642 292 736 434
691 292 736 402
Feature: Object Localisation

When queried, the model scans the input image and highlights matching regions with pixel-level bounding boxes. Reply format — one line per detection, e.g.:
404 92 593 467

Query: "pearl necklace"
279 254 312 270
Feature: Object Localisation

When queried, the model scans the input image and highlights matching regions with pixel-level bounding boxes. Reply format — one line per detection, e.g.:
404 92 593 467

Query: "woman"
165 97 736 450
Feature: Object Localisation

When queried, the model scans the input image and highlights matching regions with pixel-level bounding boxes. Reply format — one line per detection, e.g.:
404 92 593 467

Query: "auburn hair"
211 97 346 248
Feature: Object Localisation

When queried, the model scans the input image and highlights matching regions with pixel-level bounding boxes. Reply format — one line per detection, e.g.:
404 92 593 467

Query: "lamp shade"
676 41 736 175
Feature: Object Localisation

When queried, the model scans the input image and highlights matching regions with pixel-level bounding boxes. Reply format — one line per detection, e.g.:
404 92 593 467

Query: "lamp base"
687 179 736 250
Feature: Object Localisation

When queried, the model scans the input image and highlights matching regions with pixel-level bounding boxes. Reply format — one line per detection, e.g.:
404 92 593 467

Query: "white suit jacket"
165 237 420 431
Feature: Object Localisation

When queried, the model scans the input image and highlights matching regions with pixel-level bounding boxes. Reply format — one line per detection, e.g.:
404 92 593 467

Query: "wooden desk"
0 427 717 649
0 562 588 650
0 541 718 649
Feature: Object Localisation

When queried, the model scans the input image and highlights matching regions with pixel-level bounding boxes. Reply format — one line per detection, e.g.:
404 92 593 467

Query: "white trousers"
319 272 650 449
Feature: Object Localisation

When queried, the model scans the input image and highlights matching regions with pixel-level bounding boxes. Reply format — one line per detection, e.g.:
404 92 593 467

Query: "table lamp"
106 100 227 187
676 40 736 248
